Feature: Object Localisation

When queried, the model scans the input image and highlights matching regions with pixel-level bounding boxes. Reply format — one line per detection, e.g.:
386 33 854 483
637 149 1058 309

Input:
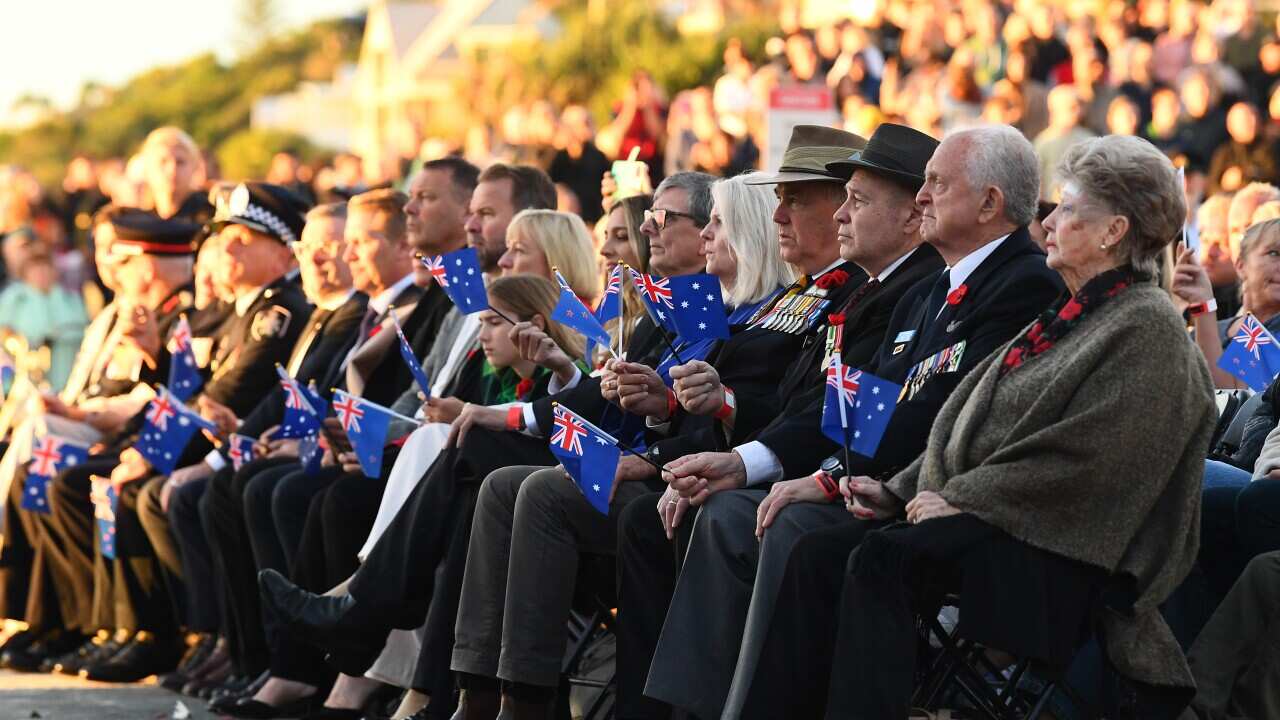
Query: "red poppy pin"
827 312 846 326
815 270 850 290
946 284 968 306
1058 298 1084 322
515 378 534 400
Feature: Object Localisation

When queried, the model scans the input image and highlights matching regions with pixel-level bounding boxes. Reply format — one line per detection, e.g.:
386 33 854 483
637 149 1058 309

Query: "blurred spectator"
549 105 610 224
1026 5 1070 83
599 71 668 184
1153 0 1196 86
1002 47 1050 138
1106 94 1143 136
1209 102 1278 193
0 247 88 391
266 152 317 205
937 48 983 131
59 155 107 253
1147 85 1184 154
140 127 211 223
1175 67 1231 169
1034 85 1098 200
1228 182 1280 248
1197 193 1239 316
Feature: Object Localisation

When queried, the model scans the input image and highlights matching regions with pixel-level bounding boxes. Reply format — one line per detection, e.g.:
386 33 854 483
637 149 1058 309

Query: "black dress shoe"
207 669 271 711
42 629 110 674
81 631 183 682
258 569 381 675
0 628 39 668
4 629 87 673
226 694 322 719
161 632 217 691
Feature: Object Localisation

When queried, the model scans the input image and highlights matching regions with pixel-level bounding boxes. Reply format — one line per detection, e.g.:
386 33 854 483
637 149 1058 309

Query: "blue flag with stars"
426 247 489 313
275 366 321 439
228 433 256 471
136 386 217 475
90 476 118 559
595 264 624 325
547 404 621 515
627 267 678 334
166 315 203 401
1219 313 1280 391
392 314 432 398
22 434 89 514
552 270 613 349
331 389 399 478
820 358 902 458
665 273 730 342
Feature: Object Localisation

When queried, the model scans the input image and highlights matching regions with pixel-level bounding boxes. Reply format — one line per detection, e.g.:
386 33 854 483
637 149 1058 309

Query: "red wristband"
812 470 840 502
666 389 678 420
506 405 524 431
714 387 736 421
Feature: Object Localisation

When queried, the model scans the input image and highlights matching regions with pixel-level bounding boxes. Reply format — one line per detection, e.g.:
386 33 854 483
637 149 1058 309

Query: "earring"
1100 243 1108 251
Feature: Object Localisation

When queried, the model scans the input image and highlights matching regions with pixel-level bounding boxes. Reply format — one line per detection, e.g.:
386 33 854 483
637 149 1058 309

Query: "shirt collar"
368 274 415 317
235 285 268 316
811 258 845 280
946 233 1010 291
876 247 917 283
315 289 356 312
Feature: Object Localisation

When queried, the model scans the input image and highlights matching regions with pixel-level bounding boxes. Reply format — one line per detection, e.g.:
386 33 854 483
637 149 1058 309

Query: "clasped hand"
669 360 725 416
614 361 671 419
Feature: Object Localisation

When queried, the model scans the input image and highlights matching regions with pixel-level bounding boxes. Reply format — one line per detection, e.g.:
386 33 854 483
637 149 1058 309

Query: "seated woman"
447 172 796 718
744 135 1217 718
239 275 585 718
1174 217 1280 388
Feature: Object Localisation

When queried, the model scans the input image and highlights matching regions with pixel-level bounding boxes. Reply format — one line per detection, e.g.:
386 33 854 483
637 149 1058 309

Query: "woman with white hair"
445 172 799 718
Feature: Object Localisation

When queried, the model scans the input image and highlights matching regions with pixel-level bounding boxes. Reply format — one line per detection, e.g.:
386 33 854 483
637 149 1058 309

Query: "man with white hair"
723 125 1064 718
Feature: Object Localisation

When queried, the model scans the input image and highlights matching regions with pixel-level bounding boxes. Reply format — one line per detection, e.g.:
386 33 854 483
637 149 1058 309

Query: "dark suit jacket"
238 292 369 441
316 282 434 406
756 246 945 478
838 227 1063 480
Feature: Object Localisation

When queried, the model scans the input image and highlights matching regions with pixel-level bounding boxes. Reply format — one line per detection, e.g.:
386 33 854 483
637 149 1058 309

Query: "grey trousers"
644 489 851 720
1184 551 1280 720
451 464 651 687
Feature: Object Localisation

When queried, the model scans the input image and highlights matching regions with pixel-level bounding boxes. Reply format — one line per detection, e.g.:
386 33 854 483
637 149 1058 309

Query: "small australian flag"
392 314 432 398
552 270 613 348
136 386 217 475
820 357 902 458
90 476 118 559
228 433 256 471
332 389 397 478
427 247 489 313
167 315 203 401
276 366 321 439
547 404 621 514
666 273 730 342
22 434 89 513
1219 313 1280 391
627 267 678 334
595 264 624 325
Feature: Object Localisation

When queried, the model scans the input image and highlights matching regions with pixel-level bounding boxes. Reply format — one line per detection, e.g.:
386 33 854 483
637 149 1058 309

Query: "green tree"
216 128 320 181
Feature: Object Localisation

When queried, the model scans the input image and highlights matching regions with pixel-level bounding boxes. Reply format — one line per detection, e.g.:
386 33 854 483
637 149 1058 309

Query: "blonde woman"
497 209 600 304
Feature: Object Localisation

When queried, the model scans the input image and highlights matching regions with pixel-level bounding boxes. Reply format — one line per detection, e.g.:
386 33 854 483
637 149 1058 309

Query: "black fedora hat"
826 123 939 191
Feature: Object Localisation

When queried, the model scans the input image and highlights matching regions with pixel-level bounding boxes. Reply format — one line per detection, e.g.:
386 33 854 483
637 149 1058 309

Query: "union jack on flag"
826 363 862 406
595 264 624 325
23 435 89 513
631 270 673 308
420 255 450 287
550 405 588 455
1219 312 1280 390
1235 314 1274 359
146 390 178 431
333 391 365 433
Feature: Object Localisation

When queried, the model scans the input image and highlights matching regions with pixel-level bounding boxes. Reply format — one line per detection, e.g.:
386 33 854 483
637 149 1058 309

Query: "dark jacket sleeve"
204 302 312 416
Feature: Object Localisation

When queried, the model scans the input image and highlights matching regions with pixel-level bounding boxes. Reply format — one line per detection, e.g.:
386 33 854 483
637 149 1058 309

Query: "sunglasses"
644 208 705 230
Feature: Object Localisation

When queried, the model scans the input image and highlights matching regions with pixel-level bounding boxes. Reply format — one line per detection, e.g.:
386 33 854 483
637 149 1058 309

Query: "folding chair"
556 553 617 720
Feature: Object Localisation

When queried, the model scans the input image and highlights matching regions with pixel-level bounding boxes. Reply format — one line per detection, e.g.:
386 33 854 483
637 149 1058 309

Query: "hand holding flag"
228 433 257 471
1219 313 1280 390
331 389 420 478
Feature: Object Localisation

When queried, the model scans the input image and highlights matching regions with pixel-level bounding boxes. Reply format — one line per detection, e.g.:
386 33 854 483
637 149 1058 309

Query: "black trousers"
29 455 118 633
613 492 696 720
167 476 220 632
269 469 386 685
200 456 312 675
106 475 180 638
739 516 883 720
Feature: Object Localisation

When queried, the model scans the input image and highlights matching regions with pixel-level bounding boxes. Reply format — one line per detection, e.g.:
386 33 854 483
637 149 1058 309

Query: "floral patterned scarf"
1000 265 1149 376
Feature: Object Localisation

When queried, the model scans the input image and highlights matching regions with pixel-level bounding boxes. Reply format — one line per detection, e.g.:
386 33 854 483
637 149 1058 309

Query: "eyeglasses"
644 208 705 230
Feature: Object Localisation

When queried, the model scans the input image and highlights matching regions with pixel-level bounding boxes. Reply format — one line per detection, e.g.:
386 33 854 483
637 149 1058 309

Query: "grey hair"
710 174 796 306
655 171 716 226
946 125 1040 226
1057 135 1185 276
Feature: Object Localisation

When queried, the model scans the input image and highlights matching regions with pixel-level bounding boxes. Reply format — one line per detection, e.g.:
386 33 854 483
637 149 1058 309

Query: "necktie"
923 270 952 323
838 278 880 315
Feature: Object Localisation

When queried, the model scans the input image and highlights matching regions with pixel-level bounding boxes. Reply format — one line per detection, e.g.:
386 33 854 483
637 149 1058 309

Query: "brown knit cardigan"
886 283 1216 690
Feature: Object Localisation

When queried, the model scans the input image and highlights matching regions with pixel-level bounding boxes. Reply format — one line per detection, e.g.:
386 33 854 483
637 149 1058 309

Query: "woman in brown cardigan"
830 135 1218 718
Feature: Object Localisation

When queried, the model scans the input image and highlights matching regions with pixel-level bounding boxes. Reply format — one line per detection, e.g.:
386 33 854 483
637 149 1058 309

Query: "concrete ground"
0 670 218 720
